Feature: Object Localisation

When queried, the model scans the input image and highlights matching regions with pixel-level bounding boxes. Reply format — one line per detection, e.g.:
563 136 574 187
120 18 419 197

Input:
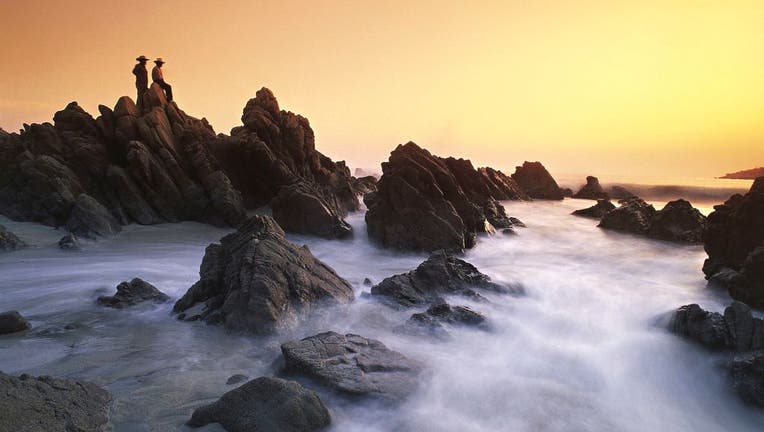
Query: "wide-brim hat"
136 55 149 61
154 58 165 64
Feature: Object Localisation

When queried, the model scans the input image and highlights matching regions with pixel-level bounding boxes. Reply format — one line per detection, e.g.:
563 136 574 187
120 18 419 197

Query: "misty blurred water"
1 198 763 431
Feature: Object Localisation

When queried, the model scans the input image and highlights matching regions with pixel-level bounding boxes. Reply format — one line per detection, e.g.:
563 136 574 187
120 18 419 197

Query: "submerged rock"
572 199 616 219
188 377 331 432
573 176 609 200
97 278 170 308
371 252 520 307
0 372 111 432
396 301 489 340
0 224 25 251
647 199 706 243
0 310 30 335
271 181 352 239
598 197 656 235
226 374 249 385
281 331 424 401
173 215 354 334
511 161 564 200
58 233 80 250
703 177 764 307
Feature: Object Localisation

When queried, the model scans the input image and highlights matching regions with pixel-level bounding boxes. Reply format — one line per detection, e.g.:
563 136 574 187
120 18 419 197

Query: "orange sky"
1 1 762 179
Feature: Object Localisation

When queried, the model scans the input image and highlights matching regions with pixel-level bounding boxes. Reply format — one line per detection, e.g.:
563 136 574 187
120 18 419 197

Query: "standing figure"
132 55 149 109
151 58 173 102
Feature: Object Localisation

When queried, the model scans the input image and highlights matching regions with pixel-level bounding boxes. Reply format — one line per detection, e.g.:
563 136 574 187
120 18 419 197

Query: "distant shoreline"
718 167 764 180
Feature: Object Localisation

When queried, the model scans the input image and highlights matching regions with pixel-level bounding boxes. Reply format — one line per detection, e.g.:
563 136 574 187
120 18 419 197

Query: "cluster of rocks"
668 302 764 406
703 177 764 307
364 142 547 251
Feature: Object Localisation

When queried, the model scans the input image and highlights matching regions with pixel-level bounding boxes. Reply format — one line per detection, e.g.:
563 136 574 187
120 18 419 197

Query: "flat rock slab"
97 277 170 308
188 377 330 432
281 331 424 402
0 372 111 432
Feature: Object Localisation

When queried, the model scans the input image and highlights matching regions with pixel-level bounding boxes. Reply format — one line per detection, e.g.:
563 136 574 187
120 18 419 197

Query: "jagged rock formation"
97 278 170 308
646 199 706 243
281 331 424 401
572 199 616 219
0 310 30 335
371 253 521 307
352 175 378 195
511 161 564 200
0 224 25 251
598 197 656 235
173 216 354 334
0 372 111 431
270 181 352 239
573 176 609 200
703 178 764 307
187 377 331 432
364 142 526 251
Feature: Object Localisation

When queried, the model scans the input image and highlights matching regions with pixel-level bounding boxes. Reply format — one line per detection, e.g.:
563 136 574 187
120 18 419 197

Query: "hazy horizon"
2 1 762 178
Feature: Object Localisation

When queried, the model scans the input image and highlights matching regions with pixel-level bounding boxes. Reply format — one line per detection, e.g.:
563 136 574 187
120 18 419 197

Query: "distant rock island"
720 167 764 179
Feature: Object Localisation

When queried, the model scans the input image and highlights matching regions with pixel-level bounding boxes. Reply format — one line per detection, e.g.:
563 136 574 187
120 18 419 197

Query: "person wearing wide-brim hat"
151 57 173 102
133 55 150 109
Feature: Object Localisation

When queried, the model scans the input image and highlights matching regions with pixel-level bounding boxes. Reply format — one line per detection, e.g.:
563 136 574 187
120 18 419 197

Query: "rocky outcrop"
0 224 25 251
609 185 637 200
270 181 352 239
703 178 764 307
511 161 564 200
187 377 331 432
281 331 424 401
0 310 30 335
352 175 378 195
598 197 656 235
572 199 615 219
371 253 521 307
173 216 354 334
97 278 170 308
364 142 525 251
728 351 764 407
58 234 80 250
647 199 706 243
573 176 609 200
0 372 111 431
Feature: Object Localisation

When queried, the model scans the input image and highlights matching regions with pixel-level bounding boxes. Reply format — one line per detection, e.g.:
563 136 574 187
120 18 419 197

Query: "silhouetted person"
132 55 149 109
152 58 173 101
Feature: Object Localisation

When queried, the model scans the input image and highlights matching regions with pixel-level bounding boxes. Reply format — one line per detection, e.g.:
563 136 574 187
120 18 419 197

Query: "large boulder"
0 372 111 432
573 176 609 200
371 252 520 307
281 331 424 401
0 310 30 335
64 194 122 238
728 351 764 408
668 302 764 352
703 178 764 307
0 224 26 251
572 199 615 219
270 182 352 239
173 215 354 334
511 161 564 200
647 199 706 243
598 197 656 235
187 377 331 432
97 278 170 308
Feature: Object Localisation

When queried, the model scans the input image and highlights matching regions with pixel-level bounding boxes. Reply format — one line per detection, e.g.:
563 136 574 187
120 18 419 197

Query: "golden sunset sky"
1 1 762 179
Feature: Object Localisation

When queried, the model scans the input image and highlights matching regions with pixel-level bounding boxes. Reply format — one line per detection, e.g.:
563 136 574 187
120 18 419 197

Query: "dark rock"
728 351 764 408
647 199 706 243
703 178 764 307
572 199 615 219
425 301 488 328
187 376 332 432
0 310 30 335
97 278 170 308
281 331 424 401
58 233 80 250
226 374 249 385
271 182 352 239
0 224 25 251
174 215 354 334
363 278 373 287
501 228 517 235
352 175 378 195
64 193 122 238
609 185 637 199
560 187 574 197
511 161 564 200
668 302 764 351
371 252 520 307
0 372 111 431
573 176 609 200
598 197 656 235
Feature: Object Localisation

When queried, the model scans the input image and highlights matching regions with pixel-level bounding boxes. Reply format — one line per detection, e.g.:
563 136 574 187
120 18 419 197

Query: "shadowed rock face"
0 372 111 432
647 199 706 243
173 215 354 334
0 310 30 335
271 181 352 239
573 176 609 200
281 331 424 401
187 377 331 432
703 178 764 307
572 199 616 219
598 197 656 235
0 224 25 251
352 175 378 195
97 278 170 308
511 161 564 200
364 142 526 252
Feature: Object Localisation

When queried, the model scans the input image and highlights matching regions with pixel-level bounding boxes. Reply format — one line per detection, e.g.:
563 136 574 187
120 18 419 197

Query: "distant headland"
719 166 764 179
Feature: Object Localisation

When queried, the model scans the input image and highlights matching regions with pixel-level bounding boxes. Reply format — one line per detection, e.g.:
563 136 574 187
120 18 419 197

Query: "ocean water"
1 198 763 431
